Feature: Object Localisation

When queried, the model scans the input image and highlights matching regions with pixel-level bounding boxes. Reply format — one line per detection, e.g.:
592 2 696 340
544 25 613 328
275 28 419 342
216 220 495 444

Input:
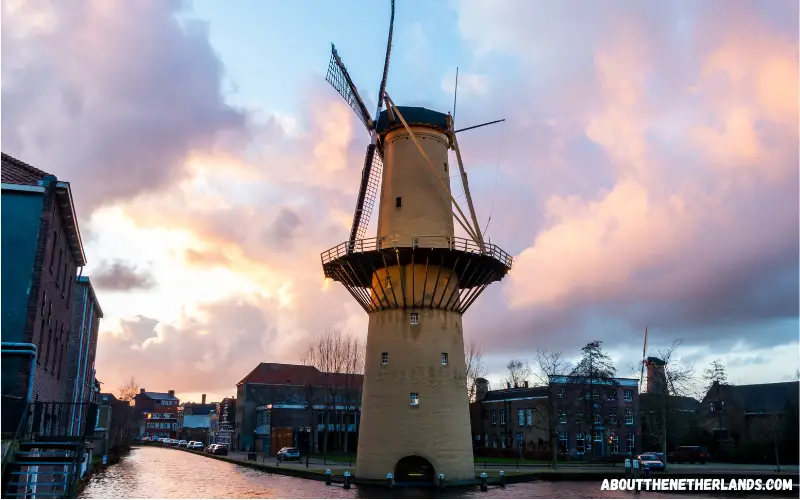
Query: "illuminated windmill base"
321 109 512 483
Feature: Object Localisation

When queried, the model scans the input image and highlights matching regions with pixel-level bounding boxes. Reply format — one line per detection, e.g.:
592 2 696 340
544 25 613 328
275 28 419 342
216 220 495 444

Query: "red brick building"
1 153 87 404
133 389 180 439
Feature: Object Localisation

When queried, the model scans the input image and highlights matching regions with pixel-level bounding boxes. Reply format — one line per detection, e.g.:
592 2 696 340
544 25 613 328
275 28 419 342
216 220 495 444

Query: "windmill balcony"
320 235 512 314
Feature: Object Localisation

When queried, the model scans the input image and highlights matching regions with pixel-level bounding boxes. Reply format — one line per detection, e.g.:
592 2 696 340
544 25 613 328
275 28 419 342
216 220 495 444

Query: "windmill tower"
320 0 513 484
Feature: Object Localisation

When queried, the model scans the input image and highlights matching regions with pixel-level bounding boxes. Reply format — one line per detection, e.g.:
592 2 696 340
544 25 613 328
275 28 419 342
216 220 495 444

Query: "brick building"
1 153 87 405
235 363 363 454
471 376 641 459
63 276 103 430
215 397 236 447
133 389 180 439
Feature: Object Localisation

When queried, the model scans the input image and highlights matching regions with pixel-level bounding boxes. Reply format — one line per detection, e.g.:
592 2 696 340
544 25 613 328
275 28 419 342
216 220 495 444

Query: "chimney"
202 394 206 404
475 378 490 402
140 388 145 394
168 389 175 396
524 381 529 388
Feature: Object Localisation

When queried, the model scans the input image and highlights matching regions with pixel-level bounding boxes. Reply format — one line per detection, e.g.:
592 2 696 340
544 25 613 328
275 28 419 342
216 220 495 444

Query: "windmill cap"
647 356 666 365
376 106 449 136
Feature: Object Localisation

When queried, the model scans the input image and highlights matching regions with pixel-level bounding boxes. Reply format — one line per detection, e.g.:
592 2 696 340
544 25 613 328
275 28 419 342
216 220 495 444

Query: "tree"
640 339 696 471
570 341 617 461
117 376 139 405
465 339 486 402
531 349 572 467
301 329 363 455
504 359 532 388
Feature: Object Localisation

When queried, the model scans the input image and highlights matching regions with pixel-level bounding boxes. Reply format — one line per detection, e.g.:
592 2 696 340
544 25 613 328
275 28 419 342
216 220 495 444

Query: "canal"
78 447 705 499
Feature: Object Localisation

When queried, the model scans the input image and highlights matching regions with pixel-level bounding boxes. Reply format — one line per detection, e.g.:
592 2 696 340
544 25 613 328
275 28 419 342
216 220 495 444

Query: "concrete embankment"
136 442 799 490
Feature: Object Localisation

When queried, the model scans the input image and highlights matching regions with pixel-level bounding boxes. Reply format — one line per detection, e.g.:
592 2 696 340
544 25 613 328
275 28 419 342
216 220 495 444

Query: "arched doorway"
394 455 435 485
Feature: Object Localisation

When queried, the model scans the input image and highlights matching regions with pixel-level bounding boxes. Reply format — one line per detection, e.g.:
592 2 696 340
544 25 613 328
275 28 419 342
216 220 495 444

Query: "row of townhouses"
1 153 133 497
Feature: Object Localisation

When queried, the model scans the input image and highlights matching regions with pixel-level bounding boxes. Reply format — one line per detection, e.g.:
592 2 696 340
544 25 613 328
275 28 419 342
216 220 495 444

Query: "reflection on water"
80 447 699 499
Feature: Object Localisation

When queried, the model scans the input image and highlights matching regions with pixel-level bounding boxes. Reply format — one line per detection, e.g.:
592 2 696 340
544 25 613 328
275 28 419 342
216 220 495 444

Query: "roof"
76 276 104 318
1 152 49 185
139 392 179 401
721 381 799 413
376 106 449 136
238 362 364 389
482 386 549 402
1 152 87 266
182 403 217 415
548 375 640 388
98 393 122 404
641 393 698 411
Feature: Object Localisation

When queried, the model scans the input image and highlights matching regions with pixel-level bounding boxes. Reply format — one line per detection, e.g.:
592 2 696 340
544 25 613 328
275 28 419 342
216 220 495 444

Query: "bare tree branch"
465 339 486 402
504 359 532 387
117 375 139 404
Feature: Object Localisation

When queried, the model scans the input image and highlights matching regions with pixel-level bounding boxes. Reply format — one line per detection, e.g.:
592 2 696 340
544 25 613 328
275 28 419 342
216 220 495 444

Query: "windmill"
320 0 513 484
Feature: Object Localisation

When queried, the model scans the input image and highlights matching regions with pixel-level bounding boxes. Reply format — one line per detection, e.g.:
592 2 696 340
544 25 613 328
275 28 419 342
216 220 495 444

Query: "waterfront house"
235 363 363 455
214 397 236 447
470 375 642 460
1 153 87 408
133 389 180 439
179 395 217 444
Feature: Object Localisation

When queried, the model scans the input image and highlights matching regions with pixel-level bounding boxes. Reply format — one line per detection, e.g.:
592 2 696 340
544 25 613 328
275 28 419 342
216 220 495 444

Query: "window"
526 408 532 426
491 435 498 448
409 393 419 406
491 409 496 424
395 197 402 208
594 431 603 443
592 388 599 400
557 388 565 399
558 432 568 453
593 413 602 425
517 409 524 426
381 352 388 365
608 407 618 424
626 433 635 454
576 411 584 423
515 433 523 445
624 408 634 425
624 390 633 402
610 433 619 454
441 352 448 365
558 410 567 424
500 409 506 425
607 390 617 401
576 432 586 454
584 391 590 400
410 312 419 325
444 161 448 172
385 276 391 288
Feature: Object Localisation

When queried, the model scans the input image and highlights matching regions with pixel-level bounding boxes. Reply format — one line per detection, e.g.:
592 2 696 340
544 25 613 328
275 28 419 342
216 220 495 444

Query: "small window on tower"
381 352 388 365
396 197 402 208
410 312 419 325
385 276 391 288
410 393 420 406
444 162 448 172
441 353 448 365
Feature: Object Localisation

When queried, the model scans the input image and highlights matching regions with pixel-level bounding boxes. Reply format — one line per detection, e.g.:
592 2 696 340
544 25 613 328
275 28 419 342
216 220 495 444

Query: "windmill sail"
326 44 373 132
349 144 384 249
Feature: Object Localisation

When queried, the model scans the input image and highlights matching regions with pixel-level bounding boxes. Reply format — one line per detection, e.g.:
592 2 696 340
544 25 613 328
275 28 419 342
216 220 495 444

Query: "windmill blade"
376 0 396 113
640 326 648 393
326 44 373 132
348 144 384 251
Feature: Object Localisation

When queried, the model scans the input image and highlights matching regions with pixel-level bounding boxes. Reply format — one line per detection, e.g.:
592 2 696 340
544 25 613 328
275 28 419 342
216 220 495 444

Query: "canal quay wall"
135 442 799 489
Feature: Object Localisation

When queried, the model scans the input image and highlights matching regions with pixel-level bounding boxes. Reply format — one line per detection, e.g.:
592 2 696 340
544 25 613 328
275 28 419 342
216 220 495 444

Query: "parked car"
667 446 707 464
178 440 188 448
277 447 301 462
642 451 664 461
208 444 228 456
637 454 665 470
190 442 204 450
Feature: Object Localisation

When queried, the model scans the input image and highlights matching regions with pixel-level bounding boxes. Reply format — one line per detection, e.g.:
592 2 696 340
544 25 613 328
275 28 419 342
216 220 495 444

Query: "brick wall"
63 280 100 403
22 184 80 403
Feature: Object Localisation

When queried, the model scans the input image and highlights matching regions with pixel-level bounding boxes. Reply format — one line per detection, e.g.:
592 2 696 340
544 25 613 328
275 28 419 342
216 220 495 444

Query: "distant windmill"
320 0 513 485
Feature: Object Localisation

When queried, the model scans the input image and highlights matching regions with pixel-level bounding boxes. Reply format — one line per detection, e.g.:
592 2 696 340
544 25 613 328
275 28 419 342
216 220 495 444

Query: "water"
77 447 719 498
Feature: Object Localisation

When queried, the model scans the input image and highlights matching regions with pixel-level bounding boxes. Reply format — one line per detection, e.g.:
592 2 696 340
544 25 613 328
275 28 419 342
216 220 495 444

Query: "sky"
2 0 798 404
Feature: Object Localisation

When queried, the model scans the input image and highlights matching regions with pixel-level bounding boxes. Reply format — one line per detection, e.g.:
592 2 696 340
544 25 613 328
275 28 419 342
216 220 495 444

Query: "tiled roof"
724 381 799 413
1 152 50 185
238 362 364 389
141 392 179 401
483 386 549 402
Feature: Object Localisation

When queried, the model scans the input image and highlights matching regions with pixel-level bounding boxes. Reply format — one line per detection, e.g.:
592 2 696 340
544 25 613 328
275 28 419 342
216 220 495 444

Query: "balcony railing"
321 235 513 269
17 402 98 441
